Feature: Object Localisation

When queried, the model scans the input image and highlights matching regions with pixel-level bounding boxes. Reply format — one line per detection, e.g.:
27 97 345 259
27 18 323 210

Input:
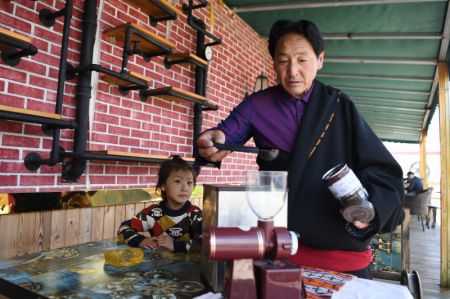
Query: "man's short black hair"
407 171 414 176
268 20 324 59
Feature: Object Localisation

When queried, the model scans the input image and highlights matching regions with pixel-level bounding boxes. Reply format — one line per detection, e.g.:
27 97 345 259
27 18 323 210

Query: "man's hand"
340 209 370 229
352 220 369 229
197 130 231 163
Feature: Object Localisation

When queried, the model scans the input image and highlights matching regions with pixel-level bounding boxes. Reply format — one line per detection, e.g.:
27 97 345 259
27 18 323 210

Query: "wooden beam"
420 130 428 189
438 62 450 287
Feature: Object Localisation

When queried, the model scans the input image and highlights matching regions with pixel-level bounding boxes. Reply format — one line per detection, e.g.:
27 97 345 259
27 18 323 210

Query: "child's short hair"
156 155 197 201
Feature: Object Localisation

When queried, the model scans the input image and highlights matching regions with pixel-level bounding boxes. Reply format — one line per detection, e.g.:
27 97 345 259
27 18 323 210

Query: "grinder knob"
272 228 300 260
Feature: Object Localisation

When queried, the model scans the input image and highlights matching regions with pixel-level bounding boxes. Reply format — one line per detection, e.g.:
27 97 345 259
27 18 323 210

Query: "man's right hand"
197 130 231 163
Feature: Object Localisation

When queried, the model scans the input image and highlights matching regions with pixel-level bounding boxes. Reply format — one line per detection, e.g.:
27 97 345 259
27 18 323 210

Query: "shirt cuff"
344 221 379 241
127 234 145 247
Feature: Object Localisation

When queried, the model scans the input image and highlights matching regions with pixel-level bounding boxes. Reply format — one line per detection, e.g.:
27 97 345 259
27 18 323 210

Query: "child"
118 155 202 253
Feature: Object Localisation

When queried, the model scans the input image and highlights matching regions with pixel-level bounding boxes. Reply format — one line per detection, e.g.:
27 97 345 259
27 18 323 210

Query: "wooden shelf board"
0 104 60 119
91 150 195 162
0 28 32 50
127 0 182 18
104 22 175 55
166 52 208 67
101 71 149 87
151 86 205 103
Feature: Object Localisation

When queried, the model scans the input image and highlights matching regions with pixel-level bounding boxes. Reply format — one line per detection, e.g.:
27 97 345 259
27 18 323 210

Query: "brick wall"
0 0 275 192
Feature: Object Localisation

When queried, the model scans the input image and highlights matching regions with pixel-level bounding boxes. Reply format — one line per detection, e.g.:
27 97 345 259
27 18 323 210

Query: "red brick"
8 83 44 99
152 133 170 142
2 135 41 148
178 145 192 153
13 59 46 75
95 102 108 113
0 0 13 12
109 106 130 118
29 75 58 90
161 126 179 135
24 123 50 136
89 165 105 174
105 165 128 174
141 140 159 149
119 137 140 146
40 164 62 174
0 94 25 107
170 136 187 144
0 121 23 134
131 129 150 139
0 175 18 186
0 146 20 160
139 176 157 185
0 12 32 33
93 122 107 132
108 126 130 136
0 66 27 83
20 175 55 186
95 112 120 125
117 175 139 185
91 133 118 144
15 5 40 24
89 175 116 184
142 122 160 131
160 143 177 151
129 167 150 175
122 99 143 111
121 118 141 129
0 161 28 173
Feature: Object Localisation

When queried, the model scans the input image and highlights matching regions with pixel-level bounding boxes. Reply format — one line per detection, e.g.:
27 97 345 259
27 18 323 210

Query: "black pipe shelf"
0 28 38 66
126 0 182 26
101 70 149 89
182 0 221 47
0 104 75 128
72 150 195 164
104 22 175 59
141 85 199 103
164 52 208 69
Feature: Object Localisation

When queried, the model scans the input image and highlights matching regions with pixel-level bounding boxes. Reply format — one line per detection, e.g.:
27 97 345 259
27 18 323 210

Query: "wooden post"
438 62 450 288
420 130 428 189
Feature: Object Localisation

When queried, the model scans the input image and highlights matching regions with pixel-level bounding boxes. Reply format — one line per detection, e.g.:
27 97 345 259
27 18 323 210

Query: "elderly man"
196 19 404 279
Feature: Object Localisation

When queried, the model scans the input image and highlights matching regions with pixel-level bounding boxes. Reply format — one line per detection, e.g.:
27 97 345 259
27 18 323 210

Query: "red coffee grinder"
204 171 305 299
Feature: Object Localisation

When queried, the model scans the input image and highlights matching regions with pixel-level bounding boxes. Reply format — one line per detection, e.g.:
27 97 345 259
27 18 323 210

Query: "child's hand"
156 235 174 251
138 237 158 250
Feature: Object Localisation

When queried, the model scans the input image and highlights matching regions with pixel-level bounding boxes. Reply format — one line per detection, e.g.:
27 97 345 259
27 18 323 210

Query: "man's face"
407 173 414 181
273 33 324 98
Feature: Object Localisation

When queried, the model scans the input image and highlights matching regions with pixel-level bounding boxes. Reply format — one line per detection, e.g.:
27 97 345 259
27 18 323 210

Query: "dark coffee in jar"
322 164 375 223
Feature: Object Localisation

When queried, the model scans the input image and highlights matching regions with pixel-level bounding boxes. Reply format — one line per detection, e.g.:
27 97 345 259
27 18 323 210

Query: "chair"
404 188 433 232
401 270 423 299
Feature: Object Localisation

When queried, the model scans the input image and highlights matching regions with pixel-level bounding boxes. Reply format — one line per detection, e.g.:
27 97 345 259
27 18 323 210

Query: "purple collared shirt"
217 83 314 153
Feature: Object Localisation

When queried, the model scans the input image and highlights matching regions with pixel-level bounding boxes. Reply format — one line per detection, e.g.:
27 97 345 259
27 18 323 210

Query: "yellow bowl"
104 248 144 267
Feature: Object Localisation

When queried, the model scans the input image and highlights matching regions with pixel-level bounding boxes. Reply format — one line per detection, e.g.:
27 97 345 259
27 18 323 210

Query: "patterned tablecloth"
0 240 413 299
302 267 413 299
0 239 206 298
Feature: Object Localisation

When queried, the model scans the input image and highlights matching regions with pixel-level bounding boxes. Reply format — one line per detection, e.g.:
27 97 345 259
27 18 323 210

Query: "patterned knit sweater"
117 201 203 253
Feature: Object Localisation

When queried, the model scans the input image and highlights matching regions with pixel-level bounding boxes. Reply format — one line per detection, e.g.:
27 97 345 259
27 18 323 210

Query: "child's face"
162 169 194 210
